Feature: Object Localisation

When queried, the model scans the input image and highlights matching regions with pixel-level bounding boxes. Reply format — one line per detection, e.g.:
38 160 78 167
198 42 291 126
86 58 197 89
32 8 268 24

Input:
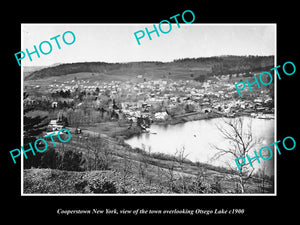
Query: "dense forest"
25 55 274 80
173 55 274 74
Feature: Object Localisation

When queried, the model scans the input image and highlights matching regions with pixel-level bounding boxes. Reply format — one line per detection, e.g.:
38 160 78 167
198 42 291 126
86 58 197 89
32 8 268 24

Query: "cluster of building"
25 75 274 122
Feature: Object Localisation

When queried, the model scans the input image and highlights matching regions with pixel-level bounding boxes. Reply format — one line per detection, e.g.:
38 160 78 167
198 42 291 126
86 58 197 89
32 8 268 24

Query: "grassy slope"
23 126 274 194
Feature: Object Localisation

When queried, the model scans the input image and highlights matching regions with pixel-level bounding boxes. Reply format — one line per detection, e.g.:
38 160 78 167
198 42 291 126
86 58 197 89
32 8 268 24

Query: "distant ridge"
25 55 274 81
23 63 63 77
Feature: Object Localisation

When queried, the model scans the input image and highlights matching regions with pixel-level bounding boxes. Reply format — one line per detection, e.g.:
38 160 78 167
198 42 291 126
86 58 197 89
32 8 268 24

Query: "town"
23 58 275 194
24 72 274 133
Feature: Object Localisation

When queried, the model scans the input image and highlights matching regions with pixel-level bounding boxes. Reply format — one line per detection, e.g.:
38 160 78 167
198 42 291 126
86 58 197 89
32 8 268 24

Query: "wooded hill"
25 55 274 81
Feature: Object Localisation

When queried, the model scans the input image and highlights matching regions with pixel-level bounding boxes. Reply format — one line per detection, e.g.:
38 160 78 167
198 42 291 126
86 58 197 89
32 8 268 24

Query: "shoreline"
153 111 274 126
154 113 221 126
32 112 274 194
122 110 275 179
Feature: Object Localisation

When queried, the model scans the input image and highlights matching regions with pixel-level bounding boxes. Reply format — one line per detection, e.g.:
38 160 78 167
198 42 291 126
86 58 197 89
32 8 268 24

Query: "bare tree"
122 150 133 187
176 146 189 193
257 163 268 193
163 147 189 193
165 149 178 192
211 117 262 193
138 145 151 181
85 135 112 170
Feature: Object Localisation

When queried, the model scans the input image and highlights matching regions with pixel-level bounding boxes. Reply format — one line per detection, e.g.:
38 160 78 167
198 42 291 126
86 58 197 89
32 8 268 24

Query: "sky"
21 24 276 67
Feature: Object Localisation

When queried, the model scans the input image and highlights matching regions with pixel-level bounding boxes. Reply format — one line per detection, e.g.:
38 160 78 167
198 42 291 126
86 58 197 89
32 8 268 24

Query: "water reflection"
125 116 274 176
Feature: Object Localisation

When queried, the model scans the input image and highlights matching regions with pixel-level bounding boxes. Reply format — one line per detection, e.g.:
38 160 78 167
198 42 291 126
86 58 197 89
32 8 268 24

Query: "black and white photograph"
21 23 276 195
3 4 299 221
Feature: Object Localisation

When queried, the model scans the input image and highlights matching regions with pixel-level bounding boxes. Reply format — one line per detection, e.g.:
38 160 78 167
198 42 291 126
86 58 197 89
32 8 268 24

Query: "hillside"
25 55 274 81
22 126 274 194
23 169 171 194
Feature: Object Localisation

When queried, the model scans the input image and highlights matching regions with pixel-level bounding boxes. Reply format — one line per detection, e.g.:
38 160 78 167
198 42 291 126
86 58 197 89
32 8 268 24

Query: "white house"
154 112 168 120
48 120 63 131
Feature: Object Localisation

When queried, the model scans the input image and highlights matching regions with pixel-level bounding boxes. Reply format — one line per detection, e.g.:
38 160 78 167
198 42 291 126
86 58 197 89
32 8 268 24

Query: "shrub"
88 177 117 193
40 147 60 169
24 146 86 172
74 180 89 192
186 176 212 193
24 152 43 169
58 150 85 171
211 179 222 193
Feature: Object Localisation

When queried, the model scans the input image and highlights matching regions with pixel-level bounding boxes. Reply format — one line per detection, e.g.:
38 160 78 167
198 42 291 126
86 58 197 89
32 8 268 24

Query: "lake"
125 116 275 176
